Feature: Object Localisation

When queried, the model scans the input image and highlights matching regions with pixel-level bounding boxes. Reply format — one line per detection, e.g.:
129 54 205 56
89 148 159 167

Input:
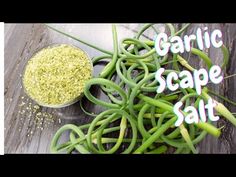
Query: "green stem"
46 24 113 55
134 117 177 154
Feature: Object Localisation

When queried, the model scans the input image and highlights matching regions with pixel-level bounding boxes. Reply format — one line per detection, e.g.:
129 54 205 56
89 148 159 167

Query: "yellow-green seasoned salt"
23 44 92 107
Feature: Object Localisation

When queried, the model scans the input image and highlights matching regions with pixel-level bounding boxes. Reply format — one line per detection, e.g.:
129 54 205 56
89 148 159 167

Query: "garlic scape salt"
23 44 93 108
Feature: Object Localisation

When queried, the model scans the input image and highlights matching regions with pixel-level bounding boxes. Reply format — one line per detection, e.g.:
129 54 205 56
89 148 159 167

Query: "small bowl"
22 44 93 108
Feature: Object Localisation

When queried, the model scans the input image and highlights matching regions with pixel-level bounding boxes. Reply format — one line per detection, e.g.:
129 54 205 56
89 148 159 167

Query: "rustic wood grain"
4 23 236 153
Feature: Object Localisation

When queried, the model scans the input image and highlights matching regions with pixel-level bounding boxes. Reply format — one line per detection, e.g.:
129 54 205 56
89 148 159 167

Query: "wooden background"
4 23 236 153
